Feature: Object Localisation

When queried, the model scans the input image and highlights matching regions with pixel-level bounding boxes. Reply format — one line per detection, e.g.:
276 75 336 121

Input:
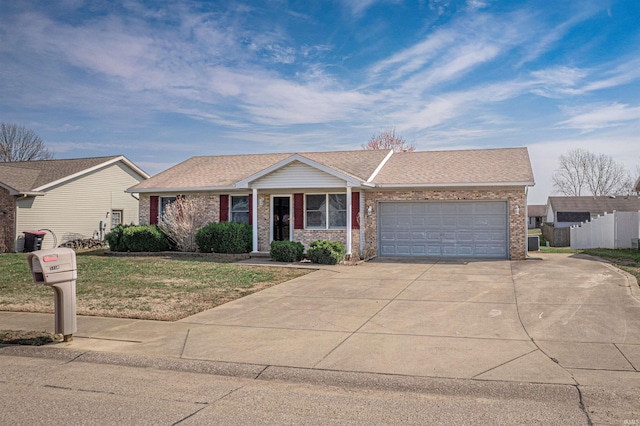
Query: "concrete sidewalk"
2 253 640 423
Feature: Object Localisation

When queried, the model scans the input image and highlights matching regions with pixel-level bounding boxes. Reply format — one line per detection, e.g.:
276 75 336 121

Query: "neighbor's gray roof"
548 196 640 216
0 156 147 194
371 147 534 186
527 205 547 217
129 150 392 191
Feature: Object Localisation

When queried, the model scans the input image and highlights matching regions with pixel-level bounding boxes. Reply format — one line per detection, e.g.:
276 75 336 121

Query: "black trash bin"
23 231 47 252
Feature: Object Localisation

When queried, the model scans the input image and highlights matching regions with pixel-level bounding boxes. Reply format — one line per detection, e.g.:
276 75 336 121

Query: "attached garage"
378 201 508 259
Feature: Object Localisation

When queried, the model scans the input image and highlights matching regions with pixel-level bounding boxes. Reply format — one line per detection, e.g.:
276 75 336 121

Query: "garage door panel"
378 201 508 259
426 245 442 255
475 202 507 214
412 231 427 240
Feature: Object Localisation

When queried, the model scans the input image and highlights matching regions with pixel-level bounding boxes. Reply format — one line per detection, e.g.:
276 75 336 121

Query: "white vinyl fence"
570 211 640 249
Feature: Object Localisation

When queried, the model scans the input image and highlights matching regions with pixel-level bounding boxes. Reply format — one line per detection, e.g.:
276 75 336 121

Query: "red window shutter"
220 195 229 222
293 193 304 230
351 192 360 229
149 196 159 225
248 194 253 225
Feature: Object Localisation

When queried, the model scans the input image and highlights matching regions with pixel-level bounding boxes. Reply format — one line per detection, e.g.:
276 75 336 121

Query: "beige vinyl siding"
252 161 347 189
15 162 144 251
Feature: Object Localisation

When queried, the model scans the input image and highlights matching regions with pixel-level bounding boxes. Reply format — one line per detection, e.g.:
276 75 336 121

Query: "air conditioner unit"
632 238 640 250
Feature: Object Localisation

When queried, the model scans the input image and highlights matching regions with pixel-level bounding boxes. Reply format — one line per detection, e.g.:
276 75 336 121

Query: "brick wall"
0 188 15 253
139 193 220 226
363 188 527 260
291 229 360 256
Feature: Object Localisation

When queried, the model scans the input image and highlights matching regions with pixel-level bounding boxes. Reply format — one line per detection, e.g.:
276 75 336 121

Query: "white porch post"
252 188 259 253
346 186 352 257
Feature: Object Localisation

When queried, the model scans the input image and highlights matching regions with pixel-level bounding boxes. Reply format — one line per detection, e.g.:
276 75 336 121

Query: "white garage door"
378 201 508 259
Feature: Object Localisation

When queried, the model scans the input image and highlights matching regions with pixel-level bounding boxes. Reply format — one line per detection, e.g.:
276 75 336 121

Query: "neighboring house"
0 156 149 253
128 147 534 260
527 204 546 229
636 176 640 193
545 196 640 228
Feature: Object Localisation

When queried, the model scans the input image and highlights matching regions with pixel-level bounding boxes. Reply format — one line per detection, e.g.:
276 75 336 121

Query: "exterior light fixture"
514 204 520 215
367 205 373 216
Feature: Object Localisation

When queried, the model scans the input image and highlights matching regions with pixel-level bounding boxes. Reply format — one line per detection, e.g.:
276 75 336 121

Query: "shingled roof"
371 147 534 186
548 196 640 216
129 150 393 191
128 147 534 192
0 156 148 194
527 205 547 217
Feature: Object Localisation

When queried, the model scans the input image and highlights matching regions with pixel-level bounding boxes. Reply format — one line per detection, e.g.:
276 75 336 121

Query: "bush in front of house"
195 222 252 254
122 225 172 252
307 240 345 265
270 241 304 262
104 224 135 252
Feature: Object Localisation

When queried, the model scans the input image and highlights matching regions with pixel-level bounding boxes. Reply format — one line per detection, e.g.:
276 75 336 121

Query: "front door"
273 196 291 241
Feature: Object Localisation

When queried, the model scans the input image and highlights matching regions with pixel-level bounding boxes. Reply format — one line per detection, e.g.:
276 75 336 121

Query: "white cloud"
557 102 640 132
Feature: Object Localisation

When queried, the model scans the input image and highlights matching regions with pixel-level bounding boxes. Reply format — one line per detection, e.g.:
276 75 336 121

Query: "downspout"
360 190 365 259
252 188 259 253
525 186 529 258
346 186 352 258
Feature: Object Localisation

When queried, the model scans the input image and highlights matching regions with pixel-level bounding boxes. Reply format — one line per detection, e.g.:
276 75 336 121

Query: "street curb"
0 345 580 403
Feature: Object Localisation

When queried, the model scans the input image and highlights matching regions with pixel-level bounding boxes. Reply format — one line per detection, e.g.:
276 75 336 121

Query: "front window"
160 197 177 217
231 196 249 224
306 194 346 229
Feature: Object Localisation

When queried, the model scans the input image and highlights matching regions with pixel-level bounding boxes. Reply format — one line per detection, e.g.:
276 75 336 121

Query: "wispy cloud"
557 102 640 132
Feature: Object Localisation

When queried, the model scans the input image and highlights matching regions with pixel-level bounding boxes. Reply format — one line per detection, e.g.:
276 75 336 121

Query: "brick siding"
139 188 526 260
0 187 15 252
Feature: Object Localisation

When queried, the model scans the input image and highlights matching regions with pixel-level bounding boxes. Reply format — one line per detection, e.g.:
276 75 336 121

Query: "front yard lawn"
0 250 311 321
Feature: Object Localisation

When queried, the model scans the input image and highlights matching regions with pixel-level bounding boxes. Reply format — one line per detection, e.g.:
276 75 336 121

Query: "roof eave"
373 181 535 188
33 156 149 192
126 186 237 194
17 191 46 196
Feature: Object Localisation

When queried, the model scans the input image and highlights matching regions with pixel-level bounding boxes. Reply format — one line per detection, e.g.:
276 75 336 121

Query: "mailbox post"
27 248 77 342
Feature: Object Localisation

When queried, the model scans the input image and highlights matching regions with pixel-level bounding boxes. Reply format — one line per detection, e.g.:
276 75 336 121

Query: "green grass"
539 247 581 254
0 250 311 321
583 248 640 285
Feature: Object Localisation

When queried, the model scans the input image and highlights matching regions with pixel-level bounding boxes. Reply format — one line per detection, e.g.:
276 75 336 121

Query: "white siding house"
0 156 148 252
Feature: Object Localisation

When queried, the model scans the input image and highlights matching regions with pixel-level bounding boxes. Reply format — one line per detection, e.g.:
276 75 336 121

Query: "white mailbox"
27 248 77 342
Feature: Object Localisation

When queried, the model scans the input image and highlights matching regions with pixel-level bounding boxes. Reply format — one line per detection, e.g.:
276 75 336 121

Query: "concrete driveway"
173 253 639 383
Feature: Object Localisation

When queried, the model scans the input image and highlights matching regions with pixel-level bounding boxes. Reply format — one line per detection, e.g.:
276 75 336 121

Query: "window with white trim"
231 195 249 224
305 193 346 229
111 210 123 228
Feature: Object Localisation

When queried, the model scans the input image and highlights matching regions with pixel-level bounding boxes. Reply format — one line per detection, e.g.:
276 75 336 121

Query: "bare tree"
362 128 415 152
552 149 631 196
157 196 210 252
0 123 53 162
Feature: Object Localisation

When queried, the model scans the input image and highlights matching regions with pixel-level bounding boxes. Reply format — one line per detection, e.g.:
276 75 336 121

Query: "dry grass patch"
0 250 311 321
583 248 640 286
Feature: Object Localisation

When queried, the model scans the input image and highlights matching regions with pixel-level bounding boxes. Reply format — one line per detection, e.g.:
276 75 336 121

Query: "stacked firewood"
58 238 109 250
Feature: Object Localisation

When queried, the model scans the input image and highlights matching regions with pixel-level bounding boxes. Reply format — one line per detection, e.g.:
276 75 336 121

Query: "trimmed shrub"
122 225 172 252
104 224 129 252
195 222 252 254
307 240 346 265
270 241 304 262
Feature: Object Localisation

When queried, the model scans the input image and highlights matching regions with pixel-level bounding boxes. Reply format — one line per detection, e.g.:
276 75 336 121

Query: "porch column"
252 188 259 253
346 186 352 256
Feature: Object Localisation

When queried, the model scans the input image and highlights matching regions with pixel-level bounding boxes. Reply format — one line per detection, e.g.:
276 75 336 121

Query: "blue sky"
1 0 639 204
